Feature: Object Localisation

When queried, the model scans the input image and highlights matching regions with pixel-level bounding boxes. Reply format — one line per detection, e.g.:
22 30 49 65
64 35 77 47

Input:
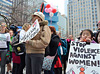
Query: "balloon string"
50 17 52 25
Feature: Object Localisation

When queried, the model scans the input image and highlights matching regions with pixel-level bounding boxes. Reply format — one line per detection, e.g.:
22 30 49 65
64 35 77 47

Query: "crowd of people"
0 11 100 74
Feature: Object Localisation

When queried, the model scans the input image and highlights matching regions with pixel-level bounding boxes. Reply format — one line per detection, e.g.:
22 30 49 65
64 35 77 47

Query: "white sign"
20 19 40 43
66 41 100 74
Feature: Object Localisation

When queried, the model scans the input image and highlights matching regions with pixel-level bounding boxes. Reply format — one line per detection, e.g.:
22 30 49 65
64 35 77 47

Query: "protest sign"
66 41 100 74
20 19 40 43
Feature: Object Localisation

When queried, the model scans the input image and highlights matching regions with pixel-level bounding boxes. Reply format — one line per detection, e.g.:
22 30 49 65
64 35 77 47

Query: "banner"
66 41 100 74
20 19 40 43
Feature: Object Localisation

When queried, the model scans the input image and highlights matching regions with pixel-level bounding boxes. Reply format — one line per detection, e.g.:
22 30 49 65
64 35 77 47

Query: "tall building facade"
57 12 67 38
68 0 100 38
0 0 12 21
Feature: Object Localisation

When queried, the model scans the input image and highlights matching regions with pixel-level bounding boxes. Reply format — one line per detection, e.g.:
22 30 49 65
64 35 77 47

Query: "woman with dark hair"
79 29 96 43
0 22 10 74
95 31 100 43
44 26 61 74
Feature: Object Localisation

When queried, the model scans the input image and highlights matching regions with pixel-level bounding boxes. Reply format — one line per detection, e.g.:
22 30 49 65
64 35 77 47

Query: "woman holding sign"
25 12 51 74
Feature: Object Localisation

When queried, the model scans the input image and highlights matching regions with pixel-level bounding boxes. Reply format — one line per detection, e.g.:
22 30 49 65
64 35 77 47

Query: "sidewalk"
5 63 64 74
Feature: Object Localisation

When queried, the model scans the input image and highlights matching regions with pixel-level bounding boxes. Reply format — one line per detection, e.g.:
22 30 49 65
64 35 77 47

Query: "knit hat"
32 12 45 21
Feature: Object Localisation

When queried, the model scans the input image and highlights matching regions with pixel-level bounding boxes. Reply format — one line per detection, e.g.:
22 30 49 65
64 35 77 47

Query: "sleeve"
7 41 10 51
19 30 26 41
28 25 51 49
51 36 60 48
7 33 10 41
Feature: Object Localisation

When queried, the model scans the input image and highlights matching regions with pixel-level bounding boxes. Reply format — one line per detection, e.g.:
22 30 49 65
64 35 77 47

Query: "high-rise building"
57 12 67 38
0 0 12 21
67 0 100 38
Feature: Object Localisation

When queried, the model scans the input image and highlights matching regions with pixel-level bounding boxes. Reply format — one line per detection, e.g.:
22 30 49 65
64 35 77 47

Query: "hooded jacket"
25 20 51 54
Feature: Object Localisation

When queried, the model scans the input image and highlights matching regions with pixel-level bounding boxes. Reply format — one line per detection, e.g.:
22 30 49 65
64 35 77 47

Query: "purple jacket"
91 40 96 43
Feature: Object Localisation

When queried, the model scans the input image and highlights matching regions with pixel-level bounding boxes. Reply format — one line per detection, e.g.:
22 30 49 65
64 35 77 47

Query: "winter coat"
46 34 61 56
25 20 51 54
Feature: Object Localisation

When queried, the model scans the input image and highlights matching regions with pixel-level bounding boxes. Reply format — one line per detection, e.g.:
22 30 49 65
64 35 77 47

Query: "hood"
39 20 48 26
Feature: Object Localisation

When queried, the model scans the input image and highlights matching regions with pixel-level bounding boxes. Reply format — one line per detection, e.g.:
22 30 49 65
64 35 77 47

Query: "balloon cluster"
45 4 57 17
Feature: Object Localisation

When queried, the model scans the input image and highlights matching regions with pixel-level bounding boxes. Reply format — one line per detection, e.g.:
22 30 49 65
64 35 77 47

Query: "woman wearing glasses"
0 22 10 74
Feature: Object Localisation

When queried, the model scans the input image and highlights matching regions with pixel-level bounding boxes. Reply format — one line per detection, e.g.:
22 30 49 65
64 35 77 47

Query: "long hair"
49 26 57 35
0 22 8 33
22 23 30 31
95 31 100 43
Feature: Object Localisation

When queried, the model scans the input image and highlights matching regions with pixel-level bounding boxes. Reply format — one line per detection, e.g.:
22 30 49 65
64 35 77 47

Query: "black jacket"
45 34 60 56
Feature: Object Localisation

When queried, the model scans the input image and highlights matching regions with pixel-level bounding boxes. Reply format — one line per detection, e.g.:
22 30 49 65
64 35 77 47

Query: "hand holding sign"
20 19 40 43
86 38 91 43
80 37 92 44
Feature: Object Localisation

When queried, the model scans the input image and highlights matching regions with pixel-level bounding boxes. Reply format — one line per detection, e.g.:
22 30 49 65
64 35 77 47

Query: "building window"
93 21 95 23
92 10 94 13
83 2 85 4
94 0 96 3
87 11 88 13
92 4 93 7
92 17 94 20
95 3 96 6
95 11 97 13
92 7 94 10
95 15 97 19
95 14 97 17
91 0 93 2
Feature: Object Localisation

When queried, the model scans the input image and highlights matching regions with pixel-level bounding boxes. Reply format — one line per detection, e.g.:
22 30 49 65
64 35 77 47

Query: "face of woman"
98 33 100 43
32 16 42 23
9 30 14 37
1 23 6 30
81 30 92 39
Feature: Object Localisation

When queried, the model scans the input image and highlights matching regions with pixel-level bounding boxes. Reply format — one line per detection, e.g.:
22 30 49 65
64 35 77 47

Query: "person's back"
44 26 61 74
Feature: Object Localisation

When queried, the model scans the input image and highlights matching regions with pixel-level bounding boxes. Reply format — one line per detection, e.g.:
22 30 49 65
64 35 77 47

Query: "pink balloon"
45 8 49 13
48 8 52 13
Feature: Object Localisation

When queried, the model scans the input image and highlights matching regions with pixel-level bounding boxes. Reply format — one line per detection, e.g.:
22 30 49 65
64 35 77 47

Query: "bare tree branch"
0 0 43 26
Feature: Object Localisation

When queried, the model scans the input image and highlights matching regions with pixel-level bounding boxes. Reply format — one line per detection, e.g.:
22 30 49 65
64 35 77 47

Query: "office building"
67 0 100 38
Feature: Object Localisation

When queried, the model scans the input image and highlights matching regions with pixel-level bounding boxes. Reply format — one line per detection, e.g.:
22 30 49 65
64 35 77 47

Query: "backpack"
60 39 67 55
12 34 25 56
